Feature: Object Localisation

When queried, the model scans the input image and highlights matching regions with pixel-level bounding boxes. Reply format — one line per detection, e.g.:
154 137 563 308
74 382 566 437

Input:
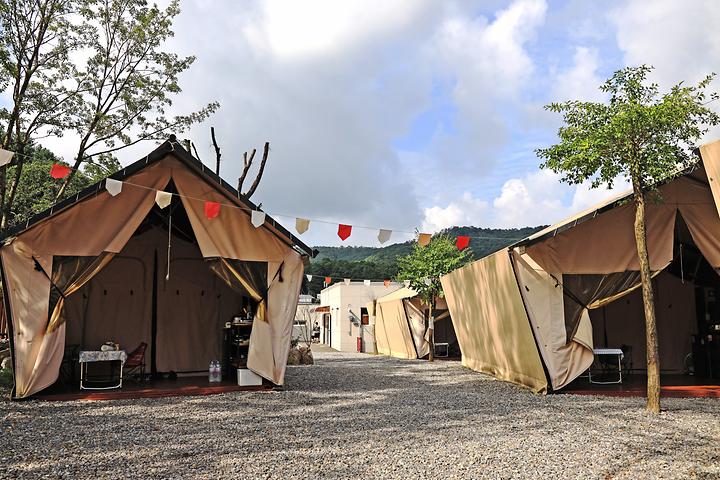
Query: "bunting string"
43 160 526 249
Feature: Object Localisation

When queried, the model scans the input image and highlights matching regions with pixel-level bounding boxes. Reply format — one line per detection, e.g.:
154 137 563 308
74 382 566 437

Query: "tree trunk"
428 300 435 362
632 179 661 414
1 143 26 230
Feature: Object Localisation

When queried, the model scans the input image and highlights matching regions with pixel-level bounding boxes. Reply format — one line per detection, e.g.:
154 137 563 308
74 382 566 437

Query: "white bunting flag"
296 217 310 234
403 280 411 288
344 278 351 286
0 148 14 166
251 210 266 228
378 229 392 244
306 274 313 282
105 178 122 197
155 190 172 209
364 280 371 287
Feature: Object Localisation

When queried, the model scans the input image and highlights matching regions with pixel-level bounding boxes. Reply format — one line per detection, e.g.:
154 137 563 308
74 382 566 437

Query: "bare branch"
245 142 269 199
237 148 255 194
211 126 221 175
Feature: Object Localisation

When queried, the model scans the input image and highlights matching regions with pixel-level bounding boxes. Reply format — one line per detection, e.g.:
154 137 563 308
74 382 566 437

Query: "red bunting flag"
456 235 470 250
204 201 221 219
50 163 71 179
324 276 332 285
338 224 352 241
383 279 391 287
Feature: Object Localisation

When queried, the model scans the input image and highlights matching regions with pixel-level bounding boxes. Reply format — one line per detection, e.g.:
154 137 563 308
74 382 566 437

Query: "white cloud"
552 47 606 102
611 0 720 88
421 170 629 231
421 192 489 233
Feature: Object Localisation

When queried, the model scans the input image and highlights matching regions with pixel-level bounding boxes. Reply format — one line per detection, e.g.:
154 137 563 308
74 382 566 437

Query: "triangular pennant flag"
105 178 122 197
418 233 432 247
251 210 266 228
344 278 351 286
204 201 221 219
383 279 391 288
50 163 71 179
296 217 310 234
306 274 313 282
456 235 470 250
338 224 352 241
364 280 371 287
324 276 332 285
403 280 411 288
0 148 14 166
155 190 172 209
378 229 392 244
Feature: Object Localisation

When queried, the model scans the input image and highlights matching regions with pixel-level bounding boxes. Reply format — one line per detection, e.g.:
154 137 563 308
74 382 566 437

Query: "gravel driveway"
1 350 718 479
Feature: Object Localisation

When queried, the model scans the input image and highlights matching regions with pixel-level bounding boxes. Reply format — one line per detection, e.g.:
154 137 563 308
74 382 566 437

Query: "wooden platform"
36 376 272 402
560 374 720 398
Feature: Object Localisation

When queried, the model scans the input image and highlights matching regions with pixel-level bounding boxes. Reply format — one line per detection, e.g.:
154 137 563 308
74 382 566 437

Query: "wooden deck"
560 374 720 398
36 376 272 401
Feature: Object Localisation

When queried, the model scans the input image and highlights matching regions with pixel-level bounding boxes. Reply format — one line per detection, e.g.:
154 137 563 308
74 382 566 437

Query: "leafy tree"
0 0 77 228
536 65 719 413
5 143 120 227
56 0 218 198
397 235 472 361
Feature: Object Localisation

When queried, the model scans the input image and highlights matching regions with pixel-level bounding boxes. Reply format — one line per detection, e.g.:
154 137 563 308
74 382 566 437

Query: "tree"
5 142 120 227
56 0 218 198
0 0 77 228
536 65 719 413
397 235 472 361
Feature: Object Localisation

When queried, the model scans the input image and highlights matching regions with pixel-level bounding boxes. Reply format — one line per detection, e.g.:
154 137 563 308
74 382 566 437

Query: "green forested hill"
304 226 544 295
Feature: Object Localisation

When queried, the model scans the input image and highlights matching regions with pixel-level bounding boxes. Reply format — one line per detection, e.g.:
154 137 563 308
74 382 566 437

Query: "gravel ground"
1 350 719 479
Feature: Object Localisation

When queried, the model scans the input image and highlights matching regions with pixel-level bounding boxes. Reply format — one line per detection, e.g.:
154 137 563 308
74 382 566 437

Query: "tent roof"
376 287 417 303
512 160 708 249
0 136 314 258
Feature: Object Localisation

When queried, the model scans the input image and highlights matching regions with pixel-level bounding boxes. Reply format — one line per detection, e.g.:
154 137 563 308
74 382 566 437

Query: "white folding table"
590 348 624 384
79 350 127 390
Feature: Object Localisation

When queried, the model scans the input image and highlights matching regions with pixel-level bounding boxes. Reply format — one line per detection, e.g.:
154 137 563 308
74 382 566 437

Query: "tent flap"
441 250 547 393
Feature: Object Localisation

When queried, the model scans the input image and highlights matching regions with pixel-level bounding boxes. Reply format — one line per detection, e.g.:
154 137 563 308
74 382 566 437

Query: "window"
361 307 369 325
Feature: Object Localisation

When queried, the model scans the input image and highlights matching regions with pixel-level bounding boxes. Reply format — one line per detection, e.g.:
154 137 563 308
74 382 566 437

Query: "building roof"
0 136 314 257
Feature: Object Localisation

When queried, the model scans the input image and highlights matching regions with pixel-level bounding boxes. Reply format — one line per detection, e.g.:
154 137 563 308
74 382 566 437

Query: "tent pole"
151 249 158 378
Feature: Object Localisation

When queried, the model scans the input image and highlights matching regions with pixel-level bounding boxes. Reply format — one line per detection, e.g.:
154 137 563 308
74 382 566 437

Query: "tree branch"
245 142 269 199
211 126 221 175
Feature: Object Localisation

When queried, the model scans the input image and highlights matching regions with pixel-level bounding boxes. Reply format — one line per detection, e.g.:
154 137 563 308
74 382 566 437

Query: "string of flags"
43 160 513 250
303 275 439 289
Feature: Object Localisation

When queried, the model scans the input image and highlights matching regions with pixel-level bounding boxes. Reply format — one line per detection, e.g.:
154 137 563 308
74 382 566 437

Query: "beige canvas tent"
372 288 457 359
441 140 720 393
1 137 313 399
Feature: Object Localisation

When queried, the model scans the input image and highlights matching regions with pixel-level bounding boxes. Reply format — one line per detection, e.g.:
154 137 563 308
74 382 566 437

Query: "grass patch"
0 368 13 397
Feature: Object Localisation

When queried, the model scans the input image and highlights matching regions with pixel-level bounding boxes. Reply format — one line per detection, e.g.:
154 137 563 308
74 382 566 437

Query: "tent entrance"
578 213 720 383
55 186 266 388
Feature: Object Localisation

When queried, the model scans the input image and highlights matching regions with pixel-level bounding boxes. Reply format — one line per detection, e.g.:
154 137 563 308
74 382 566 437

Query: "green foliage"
396 235 472 305
4 143 121 227
69 0 218 160
536 65 720 189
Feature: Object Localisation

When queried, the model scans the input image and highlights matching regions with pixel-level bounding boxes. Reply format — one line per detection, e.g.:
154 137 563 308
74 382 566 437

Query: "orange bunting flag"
383 279 391 287
456 235 470 250
338 224 352 241
50 163 71 179
204 201 221 219
418 233 431 247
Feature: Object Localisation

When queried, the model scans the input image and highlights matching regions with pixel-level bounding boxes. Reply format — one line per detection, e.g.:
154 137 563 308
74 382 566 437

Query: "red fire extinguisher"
357 336 363 352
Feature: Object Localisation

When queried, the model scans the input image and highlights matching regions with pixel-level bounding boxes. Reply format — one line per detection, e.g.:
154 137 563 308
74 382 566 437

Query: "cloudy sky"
45 0 720 247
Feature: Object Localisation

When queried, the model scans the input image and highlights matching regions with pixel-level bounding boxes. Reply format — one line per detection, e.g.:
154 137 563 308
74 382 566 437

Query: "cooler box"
237 368 263 386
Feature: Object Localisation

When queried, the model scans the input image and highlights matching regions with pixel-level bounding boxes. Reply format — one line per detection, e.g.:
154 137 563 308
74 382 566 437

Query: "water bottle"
209 360 221 382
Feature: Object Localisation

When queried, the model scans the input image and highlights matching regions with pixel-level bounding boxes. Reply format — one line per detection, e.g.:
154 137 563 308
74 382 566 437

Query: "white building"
293 294 319 345
318 281 403 353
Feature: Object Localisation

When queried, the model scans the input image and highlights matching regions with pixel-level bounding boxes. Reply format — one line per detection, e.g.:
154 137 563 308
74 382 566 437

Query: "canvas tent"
1 137 313 399
441 140 720 393
372 288 457 359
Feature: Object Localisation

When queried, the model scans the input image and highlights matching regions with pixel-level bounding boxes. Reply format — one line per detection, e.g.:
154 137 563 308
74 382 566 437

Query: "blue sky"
39 0 720 247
